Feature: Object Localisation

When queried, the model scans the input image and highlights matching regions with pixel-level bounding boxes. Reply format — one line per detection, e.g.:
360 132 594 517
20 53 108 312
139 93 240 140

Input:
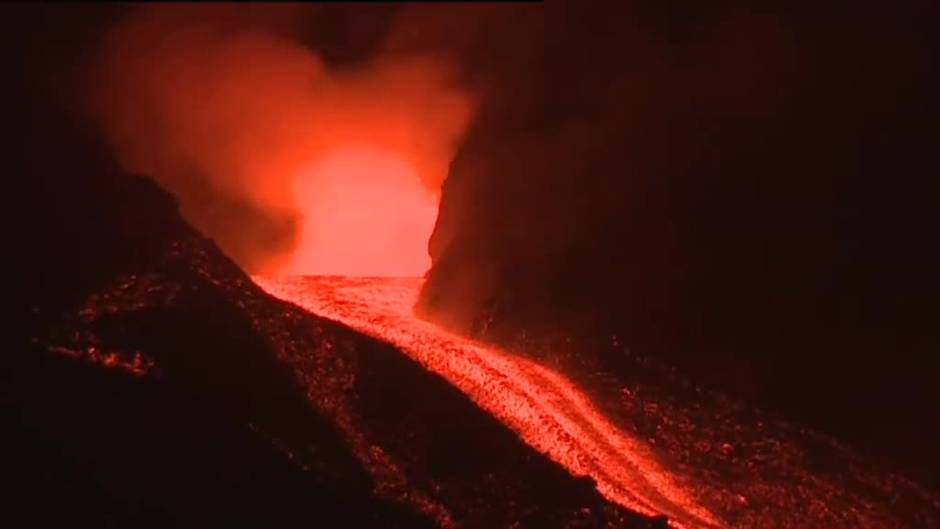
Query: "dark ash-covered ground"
9 98 663 528
16 236 662 528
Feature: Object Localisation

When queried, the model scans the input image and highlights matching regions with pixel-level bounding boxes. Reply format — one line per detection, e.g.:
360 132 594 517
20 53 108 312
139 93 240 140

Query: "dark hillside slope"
8 21 659 528
418 1 939 480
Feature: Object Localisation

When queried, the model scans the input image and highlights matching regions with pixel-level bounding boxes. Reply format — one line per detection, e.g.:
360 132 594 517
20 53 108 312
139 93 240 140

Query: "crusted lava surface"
10 93 661 527
18 233 665 528
256 276 940 529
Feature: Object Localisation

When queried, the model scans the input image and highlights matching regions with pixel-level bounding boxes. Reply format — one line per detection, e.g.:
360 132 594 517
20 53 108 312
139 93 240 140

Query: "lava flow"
253 275 722 529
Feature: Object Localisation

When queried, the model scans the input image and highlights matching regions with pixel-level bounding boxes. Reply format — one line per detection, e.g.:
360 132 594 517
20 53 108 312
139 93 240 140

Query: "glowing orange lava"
254 275 940 528
253 275 722 529
282 146 438 277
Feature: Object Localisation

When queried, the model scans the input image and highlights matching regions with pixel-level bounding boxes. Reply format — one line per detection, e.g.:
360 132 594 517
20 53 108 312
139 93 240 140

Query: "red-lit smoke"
87 5 473 276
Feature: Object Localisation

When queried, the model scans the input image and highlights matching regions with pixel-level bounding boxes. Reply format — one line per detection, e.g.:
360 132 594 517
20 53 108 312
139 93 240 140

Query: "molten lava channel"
253 275 722 529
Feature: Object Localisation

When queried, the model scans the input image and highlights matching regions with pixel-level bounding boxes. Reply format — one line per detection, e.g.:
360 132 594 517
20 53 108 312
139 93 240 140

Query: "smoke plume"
87 5 474 275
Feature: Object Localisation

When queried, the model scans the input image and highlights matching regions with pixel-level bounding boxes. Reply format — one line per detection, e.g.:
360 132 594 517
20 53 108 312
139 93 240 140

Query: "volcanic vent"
88 3 473 276
18 3 936 529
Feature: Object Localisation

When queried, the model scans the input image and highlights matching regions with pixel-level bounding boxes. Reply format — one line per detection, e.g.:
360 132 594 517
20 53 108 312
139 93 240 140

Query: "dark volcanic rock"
19 226 656 527
7 344 429 528
12 167 663 528
12 129 433 526
8 9 661 526
418 2 938 481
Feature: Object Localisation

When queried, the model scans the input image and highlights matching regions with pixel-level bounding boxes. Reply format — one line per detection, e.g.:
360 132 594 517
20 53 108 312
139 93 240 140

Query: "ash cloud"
87 4 474 273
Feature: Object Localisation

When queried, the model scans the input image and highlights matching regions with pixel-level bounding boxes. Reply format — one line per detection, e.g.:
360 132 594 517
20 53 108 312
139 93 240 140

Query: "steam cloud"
88 5 474 274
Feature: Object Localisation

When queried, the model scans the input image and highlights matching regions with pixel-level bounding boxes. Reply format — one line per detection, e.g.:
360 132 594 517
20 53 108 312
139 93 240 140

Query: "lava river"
253 275 716 527
253 275 939 529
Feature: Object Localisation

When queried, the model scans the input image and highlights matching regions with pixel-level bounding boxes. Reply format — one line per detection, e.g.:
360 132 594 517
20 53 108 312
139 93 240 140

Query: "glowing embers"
46 345 155 377
253 275 722 529
283 147 438 277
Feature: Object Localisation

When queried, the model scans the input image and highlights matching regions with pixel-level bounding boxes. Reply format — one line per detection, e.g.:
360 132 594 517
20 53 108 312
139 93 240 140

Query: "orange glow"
88 5 473 274
254 275 722 529
255 276 940 529
283 146 438 276
47 346 155 377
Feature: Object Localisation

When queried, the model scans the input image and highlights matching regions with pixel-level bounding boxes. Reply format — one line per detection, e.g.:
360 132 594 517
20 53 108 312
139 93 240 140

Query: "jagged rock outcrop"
418 2 938 481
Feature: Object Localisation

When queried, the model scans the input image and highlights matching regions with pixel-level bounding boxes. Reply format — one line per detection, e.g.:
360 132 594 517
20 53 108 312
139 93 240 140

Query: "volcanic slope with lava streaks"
254 275 940 529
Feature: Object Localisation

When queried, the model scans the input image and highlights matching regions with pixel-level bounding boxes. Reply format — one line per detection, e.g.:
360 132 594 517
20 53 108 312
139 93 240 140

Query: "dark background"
419 1 939 482
9 1 938 487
